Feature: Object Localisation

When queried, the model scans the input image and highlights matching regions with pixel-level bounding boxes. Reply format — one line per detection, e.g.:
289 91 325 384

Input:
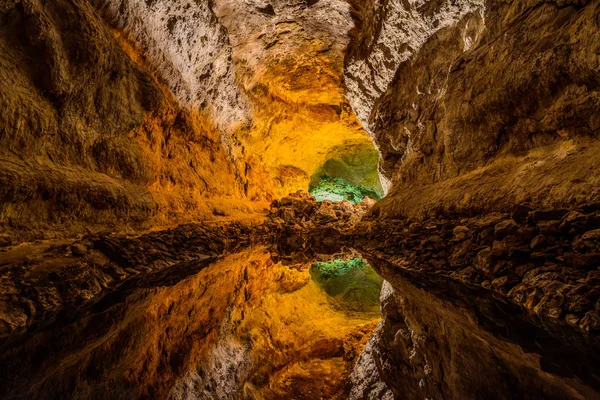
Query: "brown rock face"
0 0 256 243
341 3 600 396
0 0 379 243
266 191 372 261
346 0 600 215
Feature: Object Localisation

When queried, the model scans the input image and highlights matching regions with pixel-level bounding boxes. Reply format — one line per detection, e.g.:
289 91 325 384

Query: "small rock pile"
266 191 375 263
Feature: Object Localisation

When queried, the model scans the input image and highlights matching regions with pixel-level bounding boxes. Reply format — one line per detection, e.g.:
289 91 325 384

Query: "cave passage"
2 0 600 398
308 142 383 204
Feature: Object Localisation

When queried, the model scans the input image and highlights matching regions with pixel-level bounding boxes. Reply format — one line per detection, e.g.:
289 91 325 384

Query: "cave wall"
345 0 600 217
0 0 256 244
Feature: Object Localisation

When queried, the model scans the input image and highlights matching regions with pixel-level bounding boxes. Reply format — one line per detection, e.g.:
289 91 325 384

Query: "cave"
1 0 600 399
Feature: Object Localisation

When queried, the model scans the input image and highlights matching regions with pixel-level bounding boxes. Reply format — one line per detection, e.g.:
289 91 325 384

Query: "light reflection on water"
1 246 383 400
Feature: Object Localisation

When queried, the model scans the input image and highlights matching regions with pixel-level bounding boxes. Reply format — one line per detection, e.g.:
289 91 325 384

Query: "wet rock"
353 202 600 398
267 191 370 260
531 210 570 223
452 226 470 241
530 235 547 250
315 207 338 224
495 220 519 239
69 243 88 256
537 220 561 236
512 204 533 224
574 229 600 253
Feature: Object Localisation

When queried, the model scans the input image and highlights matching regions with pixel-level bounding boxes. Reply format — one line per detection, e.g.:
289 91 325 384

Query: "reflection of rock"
310 258 383 313
0 215 378 400
351 203 600 398
266 191 372 261
348 282 395 400
0 221 266 338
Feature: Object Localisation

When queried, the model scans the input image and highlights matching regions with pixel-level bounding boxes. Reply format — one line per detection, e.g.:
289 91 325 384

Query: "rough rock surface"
0 0 378 242
213 0 377 201
342 3 600 396
346 0 600 208
93 0 250 132
266 191 374 262
0 0 261 243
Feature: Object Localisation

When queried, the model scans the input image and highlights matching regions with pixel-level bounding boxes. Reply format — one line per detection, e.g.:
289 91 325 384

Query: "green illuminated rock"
309 176 381 204
310 258 383 313
309 141 384 203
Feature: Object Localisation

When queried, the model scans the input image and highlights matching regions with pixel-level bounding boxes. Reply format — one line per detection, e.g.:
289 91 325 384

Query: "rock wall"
92 0 250 134
345 0 600 213
0 0 258 244
0 0 381 242
213 0 378 202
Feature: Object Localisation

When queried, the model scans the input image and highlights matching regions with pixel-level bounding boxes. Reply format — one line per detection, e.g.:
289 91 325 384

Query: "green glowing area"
310 258 383 313
309 142 384 204
309 176 381 204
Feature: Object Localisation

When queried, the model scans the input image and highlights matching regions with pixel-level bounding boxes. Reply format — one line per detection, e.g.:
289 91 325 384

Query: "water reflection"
1 246 382 400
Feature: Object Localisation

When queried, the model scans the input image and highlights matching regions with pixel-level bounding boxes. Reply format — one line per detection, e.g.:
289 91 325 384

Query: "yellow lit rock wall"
0 0 379 242
215 0 377 201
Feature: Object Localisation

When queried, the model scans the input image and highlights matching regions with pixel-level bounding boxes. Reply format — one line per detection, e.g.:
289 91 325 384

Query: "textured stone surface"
266 190 374 262
345 0 600 210
0 0 261 243
0 221 267 337
94 0 250 133
0 0 379 242
2 0 600 398
345 0 485 132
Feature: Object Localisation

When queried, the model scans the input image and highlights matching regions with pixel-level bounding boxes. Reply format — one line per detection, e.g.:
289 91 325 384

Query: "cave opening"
307 141 384 204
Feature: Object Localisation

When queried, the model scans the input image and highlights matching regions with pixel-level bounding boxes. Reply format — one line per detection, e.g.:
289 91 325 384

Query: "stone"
495 220 519 239
531 210 570 223
537 220 561 236
575 229 600 252
70 243 88 256
361 196 377 208
530 235 547 250
512 204 533 224
452 226 470 241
